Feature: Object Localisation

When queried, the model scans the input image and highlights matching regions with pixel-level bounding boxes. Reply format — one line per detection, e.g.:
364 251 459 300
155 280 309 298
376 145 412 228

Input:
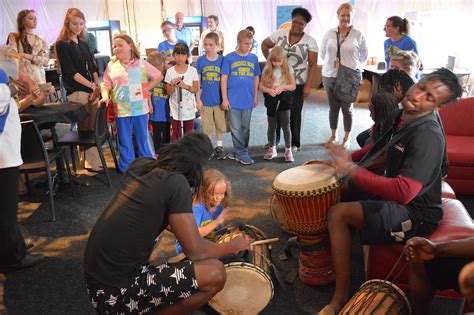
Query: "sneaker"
239 155 255 165
342 138 351 149
215 146 226 160
262 143 271 149
0 253 44 273
291 146 300 153
324 137 338 148
226 152 238 160
284 148 294 162
264 146 277 160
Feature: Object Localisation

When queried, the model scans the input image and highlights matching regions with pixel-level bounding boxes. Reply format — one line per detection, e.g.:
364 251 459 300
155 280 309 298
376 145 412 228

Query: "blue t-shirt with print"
175 27 193 48
197 55 224 106
384 34 418 68
221 52 261 110
150 82 170 122
175 204 224 254
157 40 188 57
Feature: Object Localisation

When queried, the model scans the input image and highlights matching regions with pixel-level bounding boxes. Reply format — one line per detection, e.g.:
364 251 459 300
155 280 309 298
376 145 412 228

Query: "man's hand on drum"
327 142 358 177
405 236 437 261
227 237 253 254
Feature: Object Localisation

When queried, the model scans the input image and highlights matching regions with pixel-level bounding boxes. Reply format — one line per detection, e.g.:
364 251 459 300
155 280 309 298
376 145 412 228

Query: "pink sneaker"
284 148 294 162
264 146 277 160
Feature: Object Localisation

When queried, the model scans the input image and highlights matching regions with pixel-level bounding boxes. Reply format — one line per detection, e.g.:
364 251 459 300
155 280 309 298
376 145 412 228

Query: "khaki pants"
67 91 102 169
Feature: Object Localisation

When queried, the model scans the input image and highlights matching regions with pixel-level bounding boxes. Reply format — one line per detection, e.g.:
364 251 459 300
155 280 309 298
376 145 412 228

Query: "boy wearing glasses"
157 21 187 58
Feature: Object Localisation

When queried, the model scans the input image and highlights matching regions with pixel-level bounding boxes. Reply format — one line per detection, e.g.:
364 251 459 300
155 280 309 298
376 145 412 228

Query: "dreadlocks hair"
423 68 463 105
378 69 415 100
151 133 213 189
370 92 399 142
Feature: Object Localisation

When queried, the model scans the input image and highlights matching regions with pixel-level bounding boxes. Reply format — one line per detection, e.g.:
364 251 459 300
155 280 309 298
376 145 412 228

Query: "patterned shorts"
85 261 199 314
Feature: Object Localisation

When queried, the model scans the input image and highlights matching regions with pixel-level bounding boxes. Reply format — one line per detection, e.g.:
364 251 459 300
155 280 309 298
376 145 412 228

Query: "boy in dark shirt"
319 68 463 315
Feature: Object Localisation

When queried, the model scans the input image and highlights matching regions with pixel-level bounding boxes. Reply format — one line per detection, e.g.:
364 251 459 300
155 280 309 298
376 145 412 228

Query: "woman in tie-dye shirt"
100 34 163 173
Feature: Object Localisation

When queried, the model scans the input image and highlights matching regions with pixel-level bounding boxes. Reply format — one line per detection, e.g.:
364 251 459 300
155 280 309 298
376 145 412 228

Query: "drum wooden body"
298 234 334 286
340 279 411 315
209 224 274 315
272 163 341 235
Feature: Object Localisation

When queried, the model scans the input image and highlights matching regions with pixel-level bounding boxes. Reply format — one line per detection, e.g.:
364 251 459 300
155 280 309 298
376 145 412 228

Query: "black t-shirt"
384 110 444 234
55 39 98 95
83 158 192 288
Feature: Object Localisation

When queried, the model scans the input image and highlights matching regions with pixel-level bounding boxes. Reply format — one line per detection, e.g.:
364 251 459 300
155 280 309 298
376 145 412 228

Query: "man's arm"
261 37 275 60
169 213 251 261
304 51 318 97
406 236 474 261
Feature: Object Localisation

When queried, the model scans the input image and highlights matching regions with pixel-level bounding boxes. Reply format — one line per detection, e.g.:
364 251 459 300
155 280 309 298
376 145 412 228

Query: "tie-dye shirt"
102 58 161 118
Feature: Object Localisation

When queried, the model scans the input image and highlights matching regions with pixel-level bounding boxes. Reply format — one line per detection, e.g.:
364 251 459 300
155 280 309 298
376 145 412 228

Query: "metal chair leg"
107 136 119 172
45 164 56 222
97 145 111 187
62 151 75 196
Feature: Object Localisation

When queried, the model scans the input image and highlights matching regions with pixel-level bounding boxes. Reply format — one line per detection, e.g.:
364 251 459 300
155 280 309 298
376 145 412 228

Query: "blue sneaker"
239 155 254 165
226 152 238 160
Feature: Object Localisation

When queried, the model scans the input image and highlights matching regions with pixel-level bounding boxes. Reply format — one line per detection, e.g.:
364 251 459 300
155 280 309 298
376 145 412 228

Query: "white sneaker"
291 146 300 153
264 146 277 160
342 138 351 149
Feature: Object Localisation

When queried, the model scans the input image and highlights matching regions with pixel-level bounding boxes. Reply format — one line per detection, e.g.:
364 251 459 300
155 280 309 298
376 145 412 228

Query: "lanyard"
336 27 351 59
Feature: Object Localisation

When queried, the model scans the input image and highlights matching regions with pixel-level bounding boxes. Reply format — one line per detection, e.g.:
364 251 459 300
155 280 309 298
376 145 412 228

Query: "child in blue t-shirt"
147 51 170 152
176 169 231 254
196 32 226 160
221 29 261 165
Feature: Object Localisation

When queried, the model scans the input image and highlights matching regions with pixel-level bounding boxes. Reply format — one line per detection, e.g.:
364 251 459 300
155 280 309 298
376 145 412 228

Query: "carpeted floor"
1 90 472 315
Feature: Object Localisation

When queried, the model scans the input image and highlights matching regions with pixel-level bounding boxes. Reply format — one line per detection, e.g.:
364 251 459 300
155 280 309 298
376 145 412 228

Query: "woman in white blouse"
320 2 368 149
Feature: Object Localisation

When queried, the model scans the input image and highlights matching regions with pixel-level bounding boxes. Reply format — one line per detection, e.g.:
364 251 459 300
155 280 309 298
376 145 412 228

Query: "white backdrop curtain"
1 0 473 71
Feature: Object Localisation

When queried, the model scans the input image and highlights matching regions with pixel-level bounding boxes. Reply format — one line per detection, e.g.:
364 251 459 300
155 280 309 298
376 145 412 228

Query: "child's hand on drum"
228 237 253 254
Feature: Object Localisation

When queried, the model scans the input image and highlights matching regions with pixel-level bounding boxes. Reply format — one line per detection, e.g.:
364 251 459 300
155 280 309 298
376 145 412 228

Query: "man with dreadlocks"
319 68 463 314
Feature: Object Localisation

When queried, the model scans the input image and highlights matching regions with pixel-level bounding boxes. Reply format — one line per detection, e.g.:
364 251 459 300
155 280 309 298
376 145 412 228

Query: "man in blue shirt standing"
175 12 194 52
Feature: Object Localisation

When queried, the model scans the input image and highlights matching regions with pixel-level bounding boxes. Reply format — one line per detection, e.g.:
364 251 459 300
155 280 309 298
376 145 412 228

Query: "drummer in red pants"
318 68 463 314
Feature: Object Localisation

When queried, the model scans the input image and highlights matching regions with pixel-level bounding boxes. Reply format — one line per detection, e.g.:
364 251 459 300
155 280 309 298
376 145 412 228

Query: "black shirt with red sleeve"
355 109 445 235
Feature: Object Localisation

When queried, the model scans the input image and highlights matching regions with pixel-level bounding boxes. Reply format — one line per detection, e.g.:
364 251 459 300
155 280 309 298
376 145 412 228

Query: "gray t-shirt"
269 29 319 85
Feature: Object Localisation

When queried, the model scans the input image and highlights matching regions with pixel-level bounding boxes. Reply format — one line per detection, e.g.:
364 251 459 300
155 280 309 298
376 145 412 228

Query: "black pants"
0 166 27 266
276 84 305 148
356 128 371 148
151 121 171 152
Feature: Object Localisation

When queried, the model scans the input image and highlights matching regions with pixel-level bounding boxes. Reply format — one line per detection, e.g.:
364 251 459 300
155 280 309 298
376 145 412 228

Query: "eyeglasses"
292 20 307 27
162 28 173 33
384 25 394 29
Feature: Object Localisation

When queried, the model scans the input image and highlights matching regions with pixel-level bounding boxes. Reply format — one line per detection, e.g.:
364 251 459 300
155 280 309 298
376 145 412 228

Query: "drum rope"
384 247 409 283
253 250 286 290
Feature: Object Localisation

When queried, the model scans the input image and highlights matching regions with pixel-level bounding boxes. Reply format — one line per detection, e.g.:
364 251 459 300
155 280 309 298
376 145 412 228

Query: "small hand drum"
208 224 274 315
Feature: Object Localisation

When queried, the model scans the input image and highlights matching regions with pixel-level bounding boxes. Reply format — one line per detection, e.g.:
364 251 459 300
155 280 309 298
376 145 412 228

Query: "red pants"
171 118 194 143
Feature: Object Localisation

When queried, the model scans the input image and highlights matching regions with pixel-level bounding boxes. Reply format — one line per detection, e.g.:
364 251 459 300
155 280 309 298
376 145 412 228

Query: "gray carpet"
1 90 471 315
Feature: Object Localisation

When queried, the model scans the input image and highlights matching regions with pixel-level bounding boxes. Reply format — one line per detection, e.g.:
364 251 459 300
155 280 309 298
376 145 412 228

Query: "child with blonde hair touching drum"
176 168 231 254
259 46 296 162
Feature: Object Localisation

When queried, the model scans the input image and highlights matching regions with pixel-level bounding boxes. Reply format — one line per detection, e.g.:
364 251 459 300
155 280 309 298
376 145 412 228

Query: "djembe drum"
271 162 341 285
339 279 411 314
208 224 274 314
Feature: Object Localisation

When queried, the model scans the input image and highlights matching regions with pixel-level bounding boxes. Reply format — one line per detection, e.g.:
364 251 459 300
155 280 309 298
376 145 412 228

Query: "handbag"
335 64 361 103
334 29 361 103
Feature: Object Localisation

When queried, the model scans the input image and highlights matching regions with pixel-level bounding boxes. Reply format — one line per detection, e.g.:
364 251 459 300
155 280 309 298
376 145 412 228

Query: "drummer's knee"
196 259 226 293
327 203 345 226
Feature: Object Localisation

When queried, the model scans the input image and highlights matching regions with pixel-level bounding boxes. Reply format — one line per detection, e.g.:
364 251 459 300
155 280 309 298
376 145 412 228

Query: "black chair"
20 120 74 222
57 103 119 186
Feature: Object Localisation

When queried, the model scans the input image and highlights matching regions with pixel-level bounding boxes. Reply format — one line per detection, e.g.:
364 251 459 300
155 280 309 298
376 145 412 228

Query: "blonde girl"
259 46 296 162
176 169 232 254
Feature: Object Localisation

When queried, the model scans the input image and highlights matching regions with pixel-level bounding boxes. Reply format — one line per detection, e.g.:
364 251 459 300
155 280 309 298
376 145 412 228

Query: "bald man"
175 12 194 51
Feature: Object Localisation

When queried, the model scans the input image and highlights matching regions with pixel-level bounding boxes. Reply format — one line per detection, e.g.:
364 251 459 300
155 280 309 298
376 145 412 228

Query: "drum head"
272 164 338 193
209 262 274 314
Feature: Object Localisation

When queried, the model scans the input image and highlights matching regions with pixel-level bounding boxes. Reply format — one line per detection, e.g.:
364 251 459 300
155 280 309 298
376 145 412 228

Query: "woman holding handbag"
320 2 368 149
